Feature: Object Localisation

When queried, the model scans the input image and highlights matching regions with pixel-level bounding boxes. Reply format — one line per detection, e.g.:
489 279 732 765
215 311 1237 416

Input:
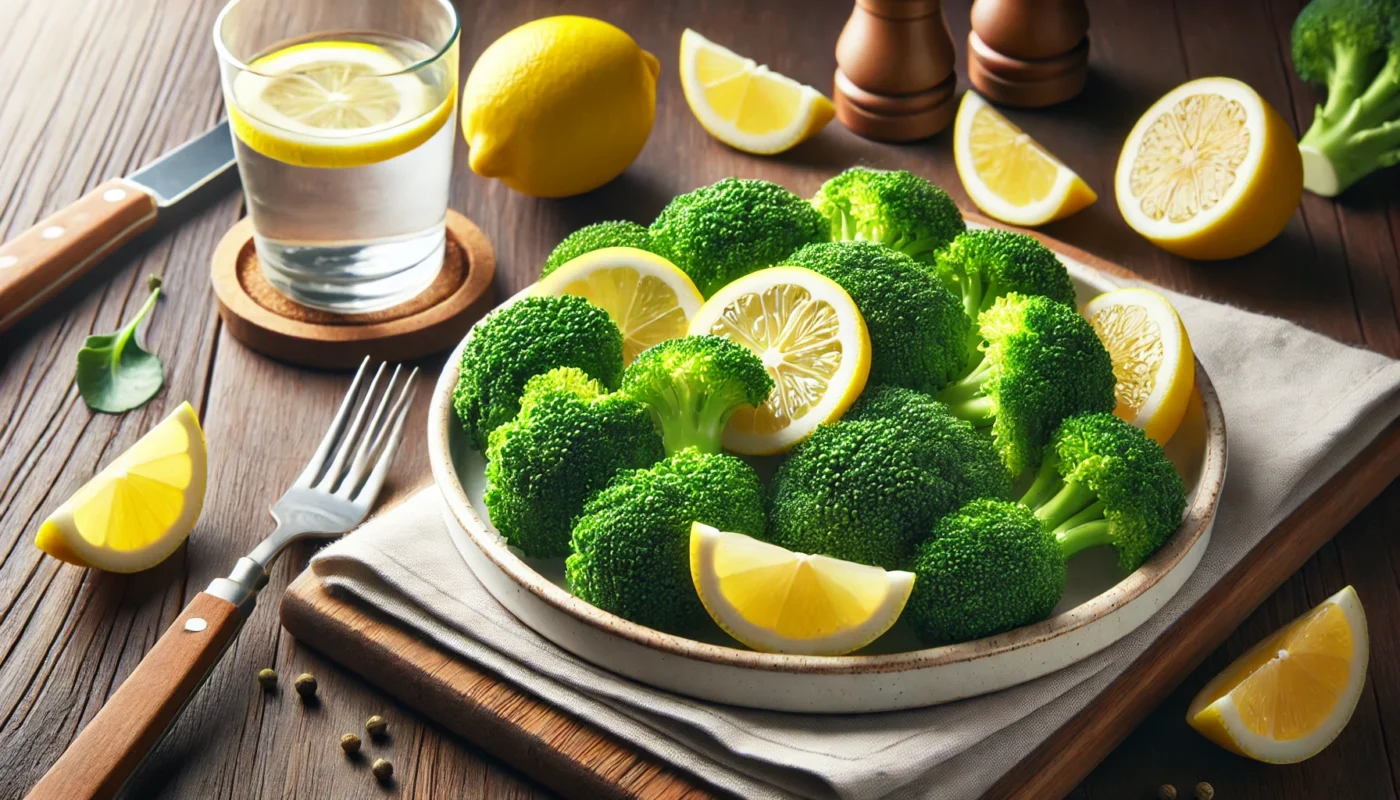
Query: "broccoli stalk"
810 167 965 262
1292 0 1400 195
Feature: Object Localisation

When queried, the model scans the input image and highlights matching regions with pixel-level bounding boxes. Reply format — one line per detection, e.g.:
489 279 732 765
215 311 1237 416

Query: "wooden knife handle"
0 178 158 334
25 592 243 800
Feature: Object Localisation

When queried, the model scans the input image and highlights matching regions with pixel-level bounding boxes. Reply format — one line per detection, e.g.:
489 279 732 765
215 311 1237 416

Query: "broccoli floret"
905 499 1066 645
936 293 1116 475
566 449 766 633
542 221 656 277
453 295 624 451
484 368 665 558
810 167 965 262
784 242 971 392
1292 0 1400 195
1019 412 1187 573
620 335 773 454
648 178 827 296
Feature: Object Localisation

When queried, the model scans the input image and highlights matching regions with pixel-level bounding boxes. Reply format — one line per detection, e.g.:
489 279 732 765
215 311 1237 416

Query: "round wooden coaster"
212 210 495 369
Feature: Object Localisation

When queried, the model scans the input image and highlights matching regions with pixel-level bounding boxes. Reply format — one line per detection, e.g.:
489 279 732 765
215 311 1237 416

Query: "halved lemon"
1115 77 1302 260
1082 288 1194 444
953 90 1097 226
228 40 455 168
688 266 870 454
679 29 834 155
535 247 703 364
690 522 914 655
1188 586 1368 764
36 402 207 573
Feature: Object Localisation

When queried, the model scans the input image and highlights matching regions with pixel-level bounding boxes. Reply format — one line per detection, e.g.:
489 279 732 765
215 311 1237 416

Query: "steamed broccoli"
484 368 665 558
905 499 1066 645
648 178 827 296
620 335 773 454
566 449 766 633
784 242 971 392
1019 412 1187 573
453 295 624 451
1292 0 1400 195
542 221 656 277
810 167 965 263
936 293 1116 475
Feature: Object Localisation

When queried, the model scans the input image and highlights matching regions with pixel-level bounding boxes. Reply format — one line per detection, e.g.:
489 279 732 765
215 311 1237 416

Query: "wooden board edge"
279 570 722 800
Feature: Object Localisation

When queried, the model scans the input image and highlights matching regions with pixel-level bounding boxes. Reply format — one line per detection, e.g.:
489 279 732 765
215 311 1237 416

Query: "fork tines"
294 357 418 500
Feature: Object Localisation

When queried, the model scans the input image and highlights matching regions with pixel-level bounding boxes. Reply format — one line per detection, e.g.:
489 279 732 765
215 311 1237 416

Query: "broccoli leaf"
76 275 165 414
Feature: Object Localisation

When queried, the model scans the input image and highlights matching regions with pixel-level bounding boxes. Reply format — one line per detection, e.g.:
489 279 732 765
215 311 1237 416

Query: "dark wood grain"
1 0 1398 799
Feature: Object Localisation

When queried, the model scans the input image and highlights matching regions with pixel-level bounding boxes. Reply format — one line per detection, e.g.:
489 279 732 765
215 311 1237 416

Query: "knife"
0 120 236 334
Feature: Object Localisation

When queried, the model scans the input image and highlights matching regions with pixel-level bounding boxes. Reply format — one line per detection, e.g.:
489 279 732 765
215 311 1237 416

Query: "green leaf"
76 275 166 414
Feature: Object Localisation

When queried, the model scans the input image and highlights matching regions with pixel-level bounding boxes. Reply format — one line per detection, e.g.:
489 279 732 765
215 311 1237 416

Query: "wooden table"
1 0 1397 797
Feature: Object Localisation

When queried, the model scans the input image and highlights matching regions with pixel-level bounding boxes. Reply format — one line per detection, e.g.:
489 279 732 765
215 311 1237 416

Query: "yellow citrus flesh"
535 247 703 364
35 402 207 573
680 29 834 155
1188 586 1368 763
229 40 454 168
1083 288 1195 444
688 267 870 454
689 523 914 655
953 91 1096 226
1115 77 1302 260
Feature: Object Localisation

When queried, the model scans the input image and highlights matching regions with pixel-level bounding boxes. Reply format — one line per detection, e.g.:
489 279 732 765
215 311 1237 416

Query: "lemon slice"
1188 586 1368 764
229 40 454 168
690 522 914 655
688 266 870 455
1082 288 1194 444
535 247 704 364
1115 77 1302 260
679 29 834 155
953 91 1097 226
35 402 207 573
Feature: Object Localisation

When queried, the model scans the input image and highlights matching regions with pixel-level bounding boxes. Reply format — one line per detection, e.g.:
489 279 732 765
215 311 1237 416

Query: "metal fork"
28 358 417 800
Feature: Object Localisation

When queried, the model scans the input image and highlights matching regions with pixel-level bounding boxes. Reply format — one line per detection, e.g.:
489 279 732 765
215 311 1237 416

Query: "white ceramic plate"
427 256 1227 713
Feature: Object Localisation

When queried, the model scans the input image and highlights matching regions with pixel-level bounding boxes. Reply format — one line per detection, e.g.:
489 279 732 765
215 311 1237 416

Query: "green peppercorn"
371 758 393 783
294 672 317 700
340 733 361 755
1194 782 1214 800
365 715 388 739
257 668 277 690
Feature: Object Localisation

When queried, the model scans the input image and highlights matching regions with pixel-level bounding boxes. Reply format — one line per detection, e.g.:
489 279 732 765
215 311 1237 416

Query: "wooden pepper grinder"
967 0 1089 108
834 0 958 141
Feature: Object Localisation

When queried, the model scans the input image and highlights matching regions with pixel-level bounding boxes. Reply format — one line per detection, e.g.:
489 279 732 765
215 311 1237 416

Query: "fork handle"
26 593 244 800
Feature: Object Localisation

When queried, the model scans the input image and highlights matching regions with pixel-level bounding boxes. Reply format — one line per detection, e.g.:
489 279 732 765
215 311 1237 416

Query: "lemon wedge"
35 402 207 573
535 247 704 364
1083 288 1194 444
688 266 870 454
1115 77 1302 260
690 522 914 655
953 90 1097 226
229 40 454 168
679 29 834 155
1188 586 1368 764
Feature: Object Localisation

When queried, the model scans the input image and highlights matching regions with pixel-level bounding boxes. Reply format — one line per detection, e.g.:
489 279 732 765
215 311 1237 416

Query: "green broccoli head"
620 335 773 454
566 449 766 633
936 293 1116 475
1019 412 1188 573
810 167 965 262
453 295 624 451
784 241 971 392
1292 0 1400 195
648 178 828 296
542 221 656 277
905 499 1066 645
484 368 665 558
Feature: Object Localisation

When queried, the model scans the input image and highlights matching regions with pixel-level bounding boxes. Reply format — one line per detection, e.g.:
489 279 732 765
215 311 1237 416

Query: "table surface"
2 0 1398 798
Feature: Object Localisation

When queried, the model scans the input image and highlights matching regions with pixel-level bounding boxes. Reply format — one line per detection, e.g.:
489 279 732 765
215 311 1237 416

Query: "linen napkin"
310 286 1400 800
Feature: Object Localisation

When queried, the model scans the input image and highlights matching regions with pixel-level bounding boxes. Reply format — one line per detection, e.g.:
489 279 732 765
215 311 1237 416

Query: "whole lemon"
462 16 659 198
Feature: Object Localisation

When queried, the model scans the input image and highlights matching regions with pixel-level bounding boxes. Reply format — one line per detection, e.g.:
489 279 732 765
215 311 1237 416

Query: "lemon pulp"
968 106 1060 206
1128 93 1250 224
1092 303 1164 416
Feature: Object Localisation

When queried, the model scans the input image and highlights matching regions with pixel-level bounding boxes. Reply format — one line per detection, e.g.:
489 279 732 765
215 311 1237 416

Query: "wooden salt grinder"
834 0 957 142
968 0 1089 108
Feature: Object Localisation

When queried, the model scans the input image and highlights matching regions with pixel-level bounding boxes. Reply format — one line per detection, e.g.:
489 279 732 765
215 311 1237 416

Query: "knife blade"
0 120 236 334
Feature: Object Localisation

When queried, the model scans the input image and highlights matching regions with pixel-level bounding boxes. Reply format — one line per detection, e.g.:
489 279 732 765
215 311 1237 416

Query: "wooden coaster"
212 210 495 369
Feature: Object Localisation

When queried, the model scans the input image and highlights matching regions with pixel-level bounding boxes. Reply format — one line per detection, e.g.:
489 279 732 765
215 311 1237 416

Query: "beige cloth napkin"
310 289 1400 800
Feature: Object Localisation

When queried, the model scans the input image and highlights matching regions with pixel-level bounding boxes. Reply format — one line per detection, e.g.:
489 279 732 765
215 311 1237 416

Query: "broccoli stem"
943 395 996 426
1055 520 1114 559
1300 53 1400 196
1018 456 1063 509
643 382 741 455
1034 479 1098 531
939 355 993 404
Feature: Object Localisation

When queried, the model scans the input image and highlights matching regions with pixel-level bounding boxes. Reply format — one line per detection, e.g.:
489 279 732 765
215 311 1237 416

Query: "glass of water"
214 0 459 313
